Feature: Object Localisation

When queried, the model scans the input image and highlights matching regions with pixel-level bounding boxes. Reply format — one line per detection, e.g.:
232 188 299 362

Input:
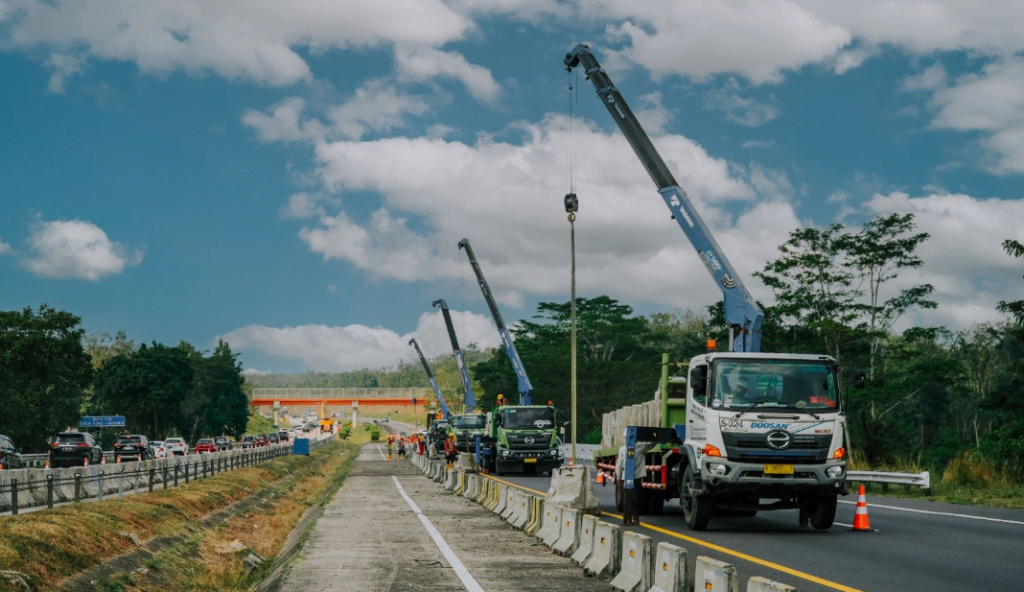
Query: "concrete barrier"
553 507 582 556
458 452 476 473
571 514 598 566
650 542 687 592
492 483 509 514
610 530 652 592
746 577 796 592
446 469 459 491
507 491 525 526
545 465 600 513
584 520 622 579
474 477 489 504
462 474 477 499
511 493 532 529
695 556 739 592
500 488 517 519
538 503 564 547
454 471 466 495
524 495 543 536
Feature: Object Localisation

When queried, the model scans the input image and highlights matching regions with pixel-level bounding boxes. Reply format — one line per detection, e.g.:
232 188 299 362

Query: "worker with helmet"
444 432 458 470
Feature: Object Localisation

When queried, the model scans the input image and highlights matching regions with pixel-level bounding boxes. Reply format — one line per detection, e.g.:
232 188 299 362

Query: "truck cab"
448 414 487 454
681 352 848 529
490 405 561 475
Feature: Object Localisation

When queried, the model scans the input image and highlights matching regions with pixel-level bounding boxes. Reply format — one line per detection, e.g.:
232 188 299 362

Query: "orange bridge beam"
250 398 417 407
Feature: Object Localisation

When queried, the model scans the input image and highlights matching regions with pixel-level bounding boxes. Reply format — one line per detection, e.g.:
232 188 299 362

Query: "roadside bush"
339 427 351 440
942 452 998 487
369 427 380 441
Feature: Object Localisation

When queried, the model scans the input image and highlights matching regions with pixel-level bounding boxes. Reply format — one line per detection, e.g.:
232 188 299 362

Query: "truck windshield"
450 415 487 430
501 408 555 430
713 360 838 411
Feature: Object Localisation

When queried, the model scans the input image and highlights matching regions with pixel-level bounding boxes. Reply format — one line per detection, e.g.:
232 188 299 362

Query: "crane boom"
431 299 477 411
565 44 763 352
408 338 450 418
458 238 534 405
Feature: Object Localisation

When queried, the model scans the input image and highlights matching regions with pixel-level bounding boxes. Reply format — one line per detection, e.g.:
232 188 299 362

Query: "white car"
149 441 168 460
163 437 188 456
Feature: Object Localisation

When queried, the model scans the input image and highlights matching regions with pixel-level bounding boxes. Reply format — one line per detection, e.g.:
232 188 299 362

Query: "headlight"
502 450 510 457
826 465 844 479
707 463 728 476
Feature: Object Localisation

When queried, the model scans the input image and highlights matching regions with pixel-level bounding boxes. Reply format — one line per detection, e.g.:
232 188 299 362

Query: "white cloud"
43 52 84 93
634 92 673 134
0 237 11 255
22 219 142 280
902 63 947 92
291 114 800 313
864 191 1024 328
928 56 1024 174
327 80 430 140
280 192 339 220
241 97 326 143
394 46 500 102
3 0 472 86
220 308 500 372
704 81 778 126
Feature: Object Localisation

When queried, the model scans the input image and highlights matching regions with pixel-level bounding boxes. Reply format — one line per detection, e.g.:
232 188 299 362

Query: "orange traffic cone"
84 457 89 468
101 456 106 465
568 457 574 468
44 460 50 470
849 484 874 532
116 455 122 465
595 471 604 485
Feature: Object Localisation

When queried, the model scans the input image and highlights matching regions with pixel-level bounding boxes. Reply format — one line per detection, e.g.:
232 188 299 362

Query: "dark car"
240 435 255 449
214 436 231 451
278 430 290 442
49 432 103 468
0 434 23 469
268 433 280 444
114 434 150 462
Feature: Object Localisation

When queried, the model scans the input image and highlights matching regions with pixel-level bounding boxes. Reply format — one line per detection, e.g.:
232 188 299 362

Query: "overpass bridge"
250 387 431 407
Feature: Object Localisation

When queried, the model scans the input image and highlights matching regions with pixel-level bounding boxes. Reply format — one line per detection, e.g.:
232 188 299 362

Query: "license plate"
62 446 74 451
524 458 537 463
764 464 794 475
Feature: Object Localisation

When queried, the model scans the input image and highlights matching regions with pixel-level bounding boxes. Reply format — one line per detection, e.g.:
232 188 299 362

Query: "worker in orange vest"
444 433 458 470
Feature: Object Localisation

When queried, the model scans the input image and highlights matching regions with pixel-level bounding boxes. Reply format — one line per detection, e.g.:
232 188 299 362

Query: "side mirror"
853 370 867 389
689 367 706 396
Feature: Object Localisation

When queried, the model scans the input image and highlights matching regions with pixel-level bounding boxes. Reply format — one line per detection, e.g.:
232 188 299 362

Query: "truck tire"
681 467 711 531
810 493 838 530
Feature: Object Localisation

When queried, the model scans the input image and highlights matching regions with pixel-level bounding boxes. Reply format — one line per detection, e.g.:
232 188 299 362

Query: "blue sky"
1 1 1022 373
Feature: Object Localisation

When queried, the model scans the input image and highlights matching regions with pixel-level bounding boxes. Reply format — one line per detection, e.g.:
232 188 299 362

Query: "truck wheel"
681 468 711 531
615 480 624 513
810 494 838 530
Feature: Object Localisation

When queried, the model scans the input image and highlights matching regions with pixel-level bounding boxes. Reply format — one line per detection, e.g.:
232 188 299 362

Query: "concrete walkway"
279 444 608 592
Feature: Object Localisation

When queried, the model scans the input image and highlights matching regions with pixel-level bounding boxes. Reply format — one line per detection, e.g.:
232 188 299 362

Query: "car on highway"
49 432 103 467
0 434 23 469
268 433 280 444
149 441 168 460
114 434 150 462
194 438 217 454
214 436 231 451
278 430 290 442
163 437 188 456
255 434 270 447
240 435 255 449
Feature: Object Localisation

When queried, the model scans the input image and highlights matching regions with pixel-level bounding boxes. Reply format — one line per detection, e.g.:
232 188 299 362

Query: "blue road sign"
79 415 126 428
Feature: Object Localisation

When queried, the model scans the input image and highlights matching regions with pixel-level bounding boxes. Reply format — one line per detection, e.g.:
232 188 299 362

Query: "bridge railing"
847 470 931 493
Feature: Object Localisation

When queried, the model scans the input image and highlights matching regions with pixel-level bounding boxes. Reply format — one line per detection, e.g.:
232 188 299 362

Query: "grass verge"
0 437 361 592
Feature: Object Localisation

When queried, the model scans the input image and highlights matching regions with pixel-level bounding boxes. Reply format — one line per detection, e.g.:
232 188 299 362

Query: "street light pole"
565 192 579 463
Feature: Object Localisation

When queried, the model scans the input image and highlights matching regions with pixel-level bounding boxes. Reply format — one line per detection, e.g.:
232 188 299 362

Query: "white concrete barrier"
610 530 652 592
546 465 600 512
493 484 510 515
500 488 517 519
511 493 532 529
538 503 564 546
445 469 458 490
584 520 622 579
524 495 543 536
553 507 582 556
650 542 687 592
571 514 599 566
696 556 739 592
746 577 797 592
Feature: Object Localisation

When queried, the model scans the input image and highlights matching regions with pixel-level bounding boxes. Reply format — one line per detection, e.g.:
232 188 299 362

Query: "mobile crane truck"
459 238 562 475
409 337 453 458
430 299 488 456
567 43 850 530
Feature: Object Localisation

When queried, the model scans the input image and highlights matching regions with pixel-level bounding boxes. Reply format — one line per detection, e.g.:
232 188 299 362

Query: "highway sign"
79 415 126 428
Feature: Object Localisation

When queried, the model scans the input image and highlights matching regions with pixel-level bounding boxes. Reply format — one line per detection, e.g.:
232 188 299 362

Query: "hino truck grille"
505 434 551 450
721 433 832 464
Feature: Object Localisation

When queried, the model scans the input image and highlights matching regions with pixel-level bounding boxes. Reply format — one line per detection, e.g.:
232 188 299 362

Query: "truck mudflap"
700 458 848 494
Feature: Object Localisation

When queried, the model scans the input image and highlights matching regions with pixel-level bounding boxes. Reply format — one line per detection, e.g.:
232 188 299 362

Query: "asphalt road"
490 466 1024 592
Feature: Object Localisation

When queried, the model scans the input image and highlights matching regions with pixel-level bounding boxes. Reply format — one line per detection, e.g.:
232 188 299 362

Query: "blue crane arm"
565 44 763 352
431 299 477 411
458 238 534 405
408 338 449 417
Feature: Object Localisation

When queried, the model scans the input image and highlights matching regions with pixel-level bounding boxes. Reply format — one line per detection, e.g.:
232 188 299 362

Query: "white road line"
392 476 485 592
834 522 853 528
838 500 1024 526
376 444 387 461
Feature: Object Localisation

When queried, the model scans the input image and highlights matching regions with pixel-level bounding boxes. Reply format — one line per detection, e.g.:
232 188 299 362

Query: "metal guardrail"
0 434 335 515
847 470 931 493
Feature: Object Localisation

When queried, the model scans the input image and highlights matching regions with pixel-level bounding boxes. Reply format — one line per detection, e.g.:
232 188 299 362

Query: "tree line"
0 310 250 451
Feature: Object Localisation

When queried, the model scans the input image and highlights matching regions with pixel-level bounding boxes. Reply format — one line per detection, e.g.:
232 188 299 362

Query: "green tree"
82 330 137 370
998 239 1024 328
93 342 194 438
0 305 93 450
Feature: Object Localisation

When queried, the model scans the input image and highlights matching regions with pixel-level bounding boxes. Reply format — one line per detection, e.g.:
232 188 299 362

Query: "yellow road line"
481 474 864 592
